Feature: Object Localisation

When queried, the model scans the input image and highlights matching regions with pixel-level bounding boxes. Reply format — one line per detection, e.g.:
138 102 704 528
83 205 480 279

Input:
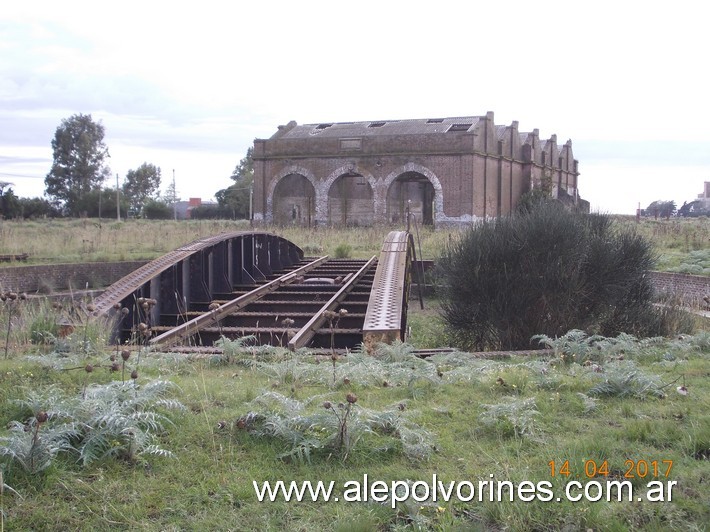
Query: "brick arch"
266 165 318 223
322 164 378 225
322 164 377 196
383 163 445 223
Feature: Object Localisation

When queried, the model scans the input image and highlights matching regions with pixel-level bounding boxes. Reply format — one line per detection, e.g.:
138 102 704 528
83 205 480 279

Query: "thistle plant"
479 397 539 439
237 391 433 463
587 362 665 399
323 393 359 459
1 380 184 474
214 335 259 366
2 292 26 359
330 353 339 387
121 349 130 382
0 411 76 475
131 297 157 348
323 308 348 355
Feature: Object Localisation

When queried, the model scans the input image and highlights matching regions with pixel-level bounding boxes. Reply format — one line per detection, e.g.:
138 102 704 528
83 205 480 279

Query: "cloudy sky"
1 1 708 214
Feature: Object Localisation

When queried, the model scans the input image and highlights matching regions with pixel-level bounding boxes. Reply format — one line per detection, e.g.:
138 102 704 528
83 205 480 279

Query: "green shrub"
333 243 352 258
142 200 173 220
438 201 665 351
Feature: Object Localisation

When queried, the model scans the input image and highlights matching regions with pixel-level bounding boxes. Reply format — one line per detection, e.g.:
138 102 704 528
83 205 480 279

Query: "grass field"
0 217 709 531
0 329 708 531
0 216 707 274
0 219 448 265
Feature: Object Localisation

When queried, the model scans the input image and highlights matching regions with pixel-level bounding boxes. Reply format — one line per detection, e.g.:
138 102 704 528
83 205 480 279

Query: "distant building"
174 197 217 220
697 181 710 208
252 112 583 226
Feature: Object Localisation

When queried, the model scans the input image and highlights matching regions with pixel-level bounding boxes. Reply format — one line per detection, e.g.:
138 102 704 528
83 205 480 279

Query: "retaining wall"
0 261 150 294
1 262 708 308
647 271 709 306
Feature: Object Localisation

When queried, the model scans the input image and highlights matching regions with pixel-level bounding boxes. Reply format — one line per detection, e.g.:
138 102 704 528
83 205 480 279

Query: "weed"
479 397 539 439
0 412 75 474
1 292 28 359
587 362 665 399
333 243 352 258
237 391 434 463
0 378 184 478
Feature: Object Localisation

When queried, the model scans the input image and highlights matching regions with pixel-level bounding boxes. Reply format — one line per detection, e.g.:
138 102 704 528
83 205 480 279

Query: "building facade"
252 112 581 226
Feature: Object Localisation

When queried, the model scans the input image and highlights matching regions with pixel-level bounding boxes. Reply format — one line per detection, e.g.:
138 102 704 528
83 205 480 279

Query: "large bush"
142 199 173 219
438 201 688 351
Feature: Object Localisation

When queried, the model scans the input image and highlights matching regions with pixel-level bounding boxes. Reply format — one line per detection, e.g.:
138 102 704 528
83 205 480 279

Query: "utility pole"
116 173 121 221
249 186 253 224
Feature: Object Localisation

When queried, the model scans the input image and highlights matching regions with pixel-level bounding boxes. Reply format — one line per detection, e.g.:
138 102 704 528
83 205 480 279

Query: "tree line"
641 199 710 219
0 113 252 220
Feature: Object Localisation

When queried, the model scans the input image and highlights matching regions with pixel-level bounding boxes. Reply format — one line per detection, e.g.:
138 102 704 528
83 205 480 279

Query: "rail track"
93 231 414 353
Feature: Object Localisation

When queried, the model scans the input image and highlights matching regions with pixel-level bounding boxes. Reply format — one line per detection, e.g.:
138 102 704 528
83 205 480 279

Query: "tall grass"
0 217 706 275
0 219 450 264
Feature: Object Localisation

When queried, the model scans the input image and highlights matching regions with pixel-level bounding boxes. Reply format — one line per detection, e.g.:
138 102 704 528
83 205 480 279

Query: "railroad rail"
92 231 415 352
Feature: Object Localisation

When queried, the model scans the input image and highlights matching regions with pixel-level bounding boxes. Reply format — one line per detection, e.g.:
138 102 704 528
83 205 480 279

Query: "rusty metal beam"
92 231 303 316
288 256 377 351
150 256 328 347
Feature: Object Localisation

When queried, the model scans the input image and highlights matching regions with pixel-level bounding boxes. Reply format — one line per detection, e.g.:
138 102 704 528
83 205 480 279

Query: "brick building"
252 112 582 226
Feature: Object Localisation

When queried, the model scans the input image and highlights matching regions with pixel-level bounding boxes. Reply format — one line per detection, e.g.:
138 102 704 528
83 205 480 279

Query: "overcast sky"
1 1 708 215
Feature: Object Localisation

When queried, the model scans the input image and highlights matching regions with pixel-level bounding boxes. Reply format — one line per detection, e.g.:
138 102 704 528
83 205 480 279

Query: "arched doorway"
272 174 315 226
386 171 435 225
327 173 374 226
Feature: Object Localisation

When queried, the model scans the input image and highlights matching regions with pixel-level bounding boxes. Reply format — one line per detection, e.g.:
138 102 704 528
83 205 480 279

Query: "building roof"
271 116 487 139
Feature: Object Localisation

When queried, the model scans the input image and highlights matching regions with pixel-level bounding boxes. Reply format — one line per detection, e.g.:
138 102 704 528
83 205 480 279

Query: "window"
368 122 386 128
427 118 444 123
447 123 472 132
316 123 332 130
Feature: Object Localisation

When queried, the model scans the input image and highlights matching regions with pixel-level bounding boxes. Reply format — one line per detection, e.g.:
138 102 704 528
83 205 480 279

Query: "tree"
232 146 253 181
0 181 13 196
645 200 676 219
142 199 173 219
73 187 129 218
0 187 20 218
123 163 161 213
1 182 14 217
678 200 709 217
438 201 672 351
44 114 111 216
215 147 253 219
17 196 62 219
